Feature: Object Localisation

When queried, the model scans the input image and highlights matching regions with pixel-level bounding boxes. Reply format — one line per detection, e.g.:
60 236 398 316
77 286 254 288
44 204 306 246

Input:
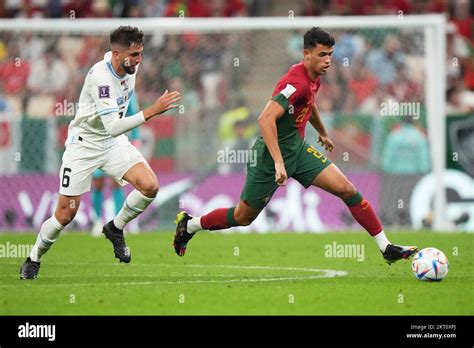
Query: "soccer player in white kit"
20 26 181 279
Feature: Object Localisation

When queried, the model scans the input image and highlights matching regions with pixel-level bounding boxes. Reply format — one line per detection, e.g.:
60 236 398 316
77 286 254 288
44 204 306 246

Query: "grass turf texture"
0 231 472 315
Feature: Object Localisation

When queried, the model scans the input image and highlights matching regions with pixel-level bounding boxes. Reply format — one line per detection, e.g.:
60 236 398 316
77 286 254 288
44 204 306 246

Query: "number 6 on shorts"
62 167 72 188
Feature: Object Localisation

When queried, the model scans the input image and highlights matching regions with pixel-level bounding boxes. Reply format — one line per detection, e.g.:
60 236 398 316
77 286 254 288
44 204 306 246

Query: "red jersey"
271 61 321 141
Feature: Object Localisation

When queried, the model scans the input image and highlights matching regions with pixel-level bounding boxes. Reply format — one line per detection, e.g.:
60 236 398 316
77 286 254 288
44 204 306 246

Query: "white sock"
374 230 390 252
187 216 203 234
113 190 155 230
29 216 64 262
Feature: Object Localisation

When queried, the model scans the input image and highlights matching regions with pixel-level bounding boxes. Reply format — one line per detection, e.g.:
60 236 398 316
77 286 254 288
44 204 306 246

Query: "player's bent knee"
54 195 80 226
339 182 357 201
139 180 159 198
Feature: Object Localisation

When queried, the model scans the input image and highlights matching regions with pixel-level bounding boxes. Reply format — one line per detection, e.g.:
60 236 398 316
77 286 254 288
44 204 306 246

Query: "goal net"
0 15 459 233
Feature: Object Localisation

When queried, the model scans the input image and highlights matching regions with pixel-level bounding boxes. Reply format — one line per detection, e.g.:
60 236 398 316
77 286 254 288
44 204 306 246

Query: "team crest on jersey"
98 85 110 98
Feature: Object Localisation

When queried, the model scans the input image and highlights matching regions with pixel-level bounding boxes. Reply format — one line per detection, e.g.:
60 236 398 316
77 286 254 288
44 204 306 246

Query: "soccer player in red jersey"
173 27 417 263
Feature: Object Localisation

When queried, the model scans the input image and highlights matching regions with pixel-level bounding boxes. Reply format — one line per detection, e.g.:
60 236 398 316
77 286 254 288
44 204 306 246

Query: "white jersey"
66 51 137 150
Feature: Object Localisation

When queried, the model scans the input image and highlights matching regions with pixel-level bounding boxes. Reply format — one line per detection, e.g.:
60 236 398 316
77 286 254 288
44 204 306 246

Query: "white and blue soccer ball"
412 247 449 282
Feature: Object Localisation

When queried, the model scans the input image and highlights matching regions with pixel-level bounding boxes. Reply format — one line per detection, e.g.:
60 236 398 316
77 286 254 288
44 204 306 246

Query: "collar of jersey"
106 61 127 80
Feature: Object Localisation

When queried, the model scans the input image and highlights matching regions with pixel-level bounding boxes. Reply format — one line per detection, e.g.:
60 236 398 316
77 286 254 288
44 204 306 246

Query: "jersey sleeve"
271 79 303 111
89 72 120 117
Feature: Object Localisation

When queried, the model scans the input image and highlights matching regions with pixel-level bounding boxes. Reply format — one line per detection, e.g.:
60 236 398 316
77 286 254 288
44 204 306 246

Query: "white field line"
0 264 347 287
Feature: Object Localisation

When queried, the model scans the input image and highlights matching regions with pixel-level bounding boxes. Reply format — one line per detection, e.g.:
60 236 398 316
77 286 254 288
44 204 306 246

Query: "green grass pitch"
0 231 472 315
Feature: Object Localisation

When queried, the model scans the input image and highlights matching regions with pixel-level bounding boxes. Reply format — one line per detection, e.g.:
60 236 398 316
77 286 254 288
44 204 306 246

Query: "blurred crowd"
0 0 263 18
0 0 472 21
0 0 472 175
0 29 252 119
0 27 253 172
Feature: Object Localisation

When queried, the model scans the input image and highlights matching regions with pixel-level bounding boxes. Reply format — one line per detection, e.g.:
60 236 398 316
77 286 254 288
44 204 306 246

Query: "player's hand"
274 162 288 186
317 135 334 152
155 89 181 114
145 90 181 120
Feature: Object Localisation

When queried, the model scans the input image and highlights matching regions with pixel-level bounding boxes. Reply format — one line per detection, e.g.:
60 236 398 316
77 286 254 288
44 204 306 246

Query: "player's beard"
122 63 136 75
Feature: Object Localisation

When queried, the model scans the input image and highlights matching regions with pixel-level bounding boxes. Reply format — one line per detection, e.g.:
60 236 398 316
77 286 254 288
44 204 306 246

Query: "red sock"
201 208 236 231
348 198 383 236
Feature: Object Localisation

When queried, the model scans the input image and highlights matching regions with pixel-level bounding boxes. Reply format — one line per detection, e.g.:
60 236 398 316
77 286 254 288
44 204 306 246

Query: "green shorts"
240 137 332 209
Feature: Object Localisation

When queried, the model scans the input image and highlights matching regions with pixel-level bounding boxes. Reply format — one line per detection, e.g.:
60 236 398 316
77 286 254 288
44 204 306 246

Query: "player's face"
120 43 144 74
304 44 333 76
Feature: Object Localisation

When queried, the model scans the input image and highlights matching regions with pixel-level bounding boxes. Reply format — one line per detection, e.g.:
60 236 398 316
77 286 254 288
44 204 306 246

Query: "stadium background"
0 0 472 233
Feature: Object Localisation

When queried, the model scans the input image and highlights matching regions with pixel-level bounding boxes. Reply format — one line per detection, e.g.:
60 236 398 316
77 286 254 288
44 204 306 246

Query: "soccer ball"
411 248 449 282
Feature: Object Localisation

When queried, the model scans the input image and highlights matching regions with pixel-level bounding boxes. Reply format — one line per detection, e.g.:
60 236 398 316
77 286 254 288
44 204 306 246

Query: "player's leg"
90 170 105 236
21 142 98 279
113 161 158 229
190 200 262 231
111 179 139 234
173 200 263 256
173 137 282 256
173 143 278 256
100 142 156 262
20 194 81 279
311 163 417 263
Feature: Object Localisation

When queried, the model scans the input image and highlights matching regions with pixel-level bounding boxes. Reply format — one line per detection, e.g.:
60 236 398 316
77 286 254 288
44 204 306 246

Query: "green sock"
344 191 363 207
226 207 238 226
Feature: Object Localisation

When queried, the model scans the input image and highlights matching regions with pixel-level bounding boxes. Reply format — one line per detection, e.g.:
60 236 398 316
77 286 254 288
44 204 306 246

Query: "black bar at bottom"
0 315 472 346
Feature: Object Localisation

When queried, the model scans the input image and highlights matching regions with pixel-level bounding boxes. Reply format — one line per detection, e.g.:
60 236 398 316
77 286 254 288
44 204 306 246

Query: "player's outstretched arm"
143 89 181 120
310 103 334 152
257 100 287 186
100 90 180 138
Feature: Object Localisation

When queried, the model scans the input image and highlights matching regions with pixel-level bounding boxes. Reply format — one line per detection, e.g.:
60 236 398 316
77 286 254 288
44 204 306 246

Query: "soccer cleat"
20 257 41 280
102 221 131 263
382 244 418 265
173 211 194 256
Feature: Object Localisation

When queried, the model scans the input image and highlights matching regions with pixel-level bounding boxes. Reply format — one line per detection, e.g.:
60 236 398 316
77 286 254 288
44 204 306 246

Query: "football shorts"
58 140 147 196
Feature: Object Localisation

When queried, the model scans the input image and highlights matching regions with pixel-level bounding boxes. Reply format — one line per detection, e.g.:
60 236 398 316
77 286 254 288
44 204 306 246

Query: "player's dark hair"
110 26 144 48
304 27 335 49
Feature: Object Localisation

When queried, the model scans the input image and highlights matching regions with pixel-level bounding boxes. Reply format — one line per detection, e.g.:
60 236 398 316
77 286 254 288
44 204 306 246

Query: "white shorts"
58 141 147 196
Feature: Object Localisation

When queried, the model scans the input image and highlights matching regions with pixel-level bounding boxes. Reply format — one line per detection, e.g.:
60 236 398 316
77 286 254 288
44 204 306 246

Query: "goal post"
0 15 449 232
